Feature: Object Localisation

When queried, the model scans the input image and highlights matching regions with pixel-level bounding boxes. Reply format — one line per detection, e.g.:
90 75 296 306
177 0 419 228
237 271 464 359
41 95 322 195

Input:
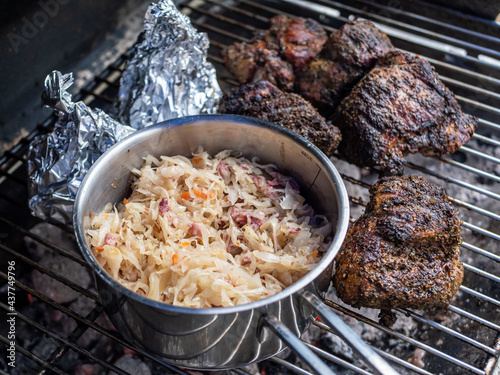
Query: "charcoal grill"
1 1 499 374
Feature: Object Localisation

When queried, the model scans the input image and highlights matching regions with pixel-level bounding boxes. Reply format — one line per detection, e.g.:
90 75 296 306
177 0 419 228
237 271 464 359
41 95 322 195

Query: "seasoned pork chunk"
218 80 341 156
333 51 477 175
222 15 327 90
297 20 394 115
334 175 463 311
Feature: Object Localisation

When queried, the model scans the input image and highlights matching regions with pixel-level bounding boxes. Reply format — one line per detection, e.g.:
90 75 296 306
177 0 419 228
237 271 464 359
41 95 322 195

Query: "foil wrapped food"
118 0 222 129
28 1 222 223
27 71 135 224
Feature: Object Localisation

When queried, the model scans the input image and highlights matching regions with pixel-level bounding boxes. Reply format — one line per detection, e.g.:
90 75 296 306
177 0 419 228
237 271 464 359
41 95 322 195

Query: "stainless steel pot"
74 115 397 374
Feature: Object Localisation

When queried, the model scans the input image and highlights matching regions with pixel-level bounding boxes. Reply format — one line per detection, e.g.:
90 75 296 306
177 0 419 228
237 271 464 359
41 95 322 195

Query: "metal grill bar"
185 4 259 32
323 300 485 375
459 286 500 308
0 303 131 375
457 95 500 116
439 76 500 102
0 243 99 303
0 1 498 374
447 305 500 332
436 157 500 183
461 242 500 263
396 308 498 355
349 0 500 43
460 146 500 165
311 320 433 375
337 173 500 258
315 0 500 56
448 197 500 222
461 222 500 242
463 263 500 284
478 118 500 131
195 5 500 158
35 304 105 375
0 272 189 375
269 356 313 375
0 335 69 375
472 134 500 148
202 0 269 22
406 162 500 202
0 216 89 268
303 341 372 374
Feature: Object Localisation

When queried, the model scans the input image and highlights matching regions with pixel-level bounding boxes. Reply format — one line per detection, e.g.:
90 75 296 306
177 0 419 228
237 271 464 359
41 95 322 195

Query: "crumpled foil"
27 71 135 224
118 0 222 129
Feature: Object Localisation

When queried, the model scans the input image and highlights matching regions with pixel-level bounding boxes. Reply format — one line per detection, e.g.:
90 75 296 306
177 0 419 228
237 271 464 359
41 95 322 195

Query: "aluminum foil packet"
118 0 222 129
27 71 135 224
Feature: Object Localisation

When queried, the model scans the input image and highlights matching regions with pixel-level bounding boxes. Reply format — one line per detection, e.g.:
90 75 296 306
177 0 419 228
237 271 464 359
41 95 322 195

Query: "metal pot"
74 115 397 374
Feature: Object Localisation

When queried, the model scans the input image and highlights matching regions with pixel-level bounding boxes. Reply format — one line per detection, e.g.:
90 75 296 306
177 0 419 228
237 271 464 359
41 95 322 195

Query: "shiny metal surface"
73 114 350 369
263 315 336 375
300 292 400 375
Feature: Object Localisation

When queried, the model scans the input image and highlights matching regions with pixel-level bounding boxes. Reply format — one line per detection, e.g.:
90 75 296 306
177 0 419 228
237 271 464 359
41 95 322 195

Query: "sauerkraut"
87 148 332 307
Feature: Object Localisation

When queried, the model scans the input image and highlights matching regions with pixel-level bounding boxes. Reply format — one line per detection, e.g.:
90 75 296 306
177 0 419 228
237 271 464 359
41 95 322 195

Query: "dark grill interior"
0 1 499 374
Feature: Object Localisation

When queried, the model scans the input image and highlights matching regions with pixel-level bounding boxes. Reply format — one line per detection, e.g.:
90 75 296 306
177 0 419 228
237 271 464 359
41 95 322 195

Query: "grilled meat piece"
218 80 341 156
222 16 326 89
265 15 328 69
333 51 478 175
223 41 295 91
296 59 364 116
297 20 394 115
334 175 463 311
322 19 394 69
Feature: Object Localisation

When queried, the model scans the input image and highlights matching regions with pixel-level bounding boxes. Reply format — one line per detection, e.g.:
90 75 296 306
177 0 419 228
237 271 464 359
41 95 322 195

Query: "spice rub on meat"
333 175 463 311
266 15 328 69
297 20 394 115
333 51 478 175
222 15 327 90
223 40 295 91
218 80 341 156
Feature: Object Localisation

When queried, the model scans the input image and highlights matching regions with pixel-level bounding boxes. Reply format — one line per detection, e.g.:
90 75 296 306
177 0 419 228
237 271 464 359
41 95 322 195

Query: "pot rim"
73 114 350 315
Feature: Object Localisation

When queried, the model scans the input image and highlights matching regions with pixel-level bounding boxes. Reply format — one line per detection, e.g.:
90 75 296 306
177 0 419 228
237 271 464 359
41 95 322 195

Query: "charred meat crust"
322 19 394 69
333 51 478 175
223 41 295 91
333 175 463 311
267 15 328 69
297 20 394 116
218 80 342 156
222 15 327 90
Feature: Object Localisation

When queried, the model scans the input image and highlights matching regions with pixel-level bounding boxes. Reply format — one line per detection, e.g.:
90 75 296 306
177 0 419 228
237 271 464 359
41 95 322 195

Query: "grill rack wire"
0 0 499 374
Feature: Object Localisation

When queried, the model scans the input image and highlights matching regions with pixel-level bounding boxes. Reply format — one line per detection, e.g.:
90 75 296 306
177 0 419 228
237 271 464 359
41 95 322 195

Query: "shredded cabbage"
87 148 332 307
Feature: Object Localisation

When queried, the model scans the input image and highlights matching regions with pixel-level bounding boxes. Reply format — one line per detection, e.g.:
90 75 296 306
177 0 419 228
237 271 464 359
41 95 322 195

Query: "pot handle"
299 291 399 375
262 314 337 375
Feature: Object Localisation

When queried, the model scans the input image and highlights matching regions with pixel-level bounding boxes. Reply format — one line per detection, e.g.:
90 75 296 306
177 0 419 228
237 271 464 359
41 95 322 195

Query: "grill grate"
1 1 499 374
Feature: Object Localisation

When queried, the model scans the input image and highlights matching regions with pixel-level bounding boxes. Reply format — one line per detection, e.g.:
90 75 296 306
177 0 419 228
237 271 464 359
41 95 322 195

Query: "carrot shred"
192 157 203 164
104 214 109 220
95 246 104 252
89 212 94 218
172 254 179 265
123 198 129 204
180 189 214 200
